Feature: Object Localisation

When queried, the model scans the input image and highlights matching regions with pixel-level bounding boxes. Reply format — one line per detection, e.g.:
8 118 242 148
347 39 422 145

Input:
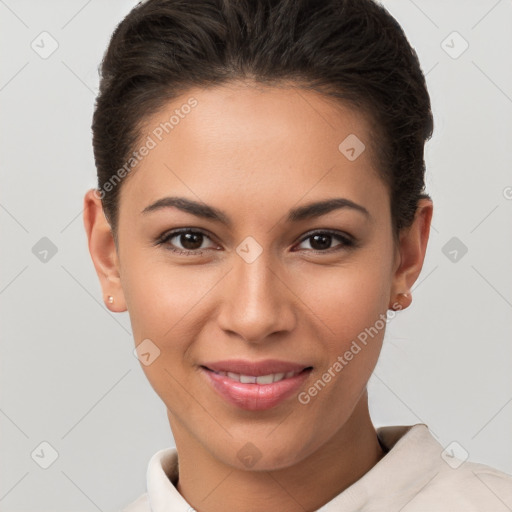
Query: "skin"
83 81 432 512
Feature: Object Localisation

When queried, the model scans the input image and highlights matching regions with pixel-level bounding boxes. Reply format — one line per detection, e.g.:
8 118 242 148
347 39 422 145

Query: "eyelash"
155 228 357 256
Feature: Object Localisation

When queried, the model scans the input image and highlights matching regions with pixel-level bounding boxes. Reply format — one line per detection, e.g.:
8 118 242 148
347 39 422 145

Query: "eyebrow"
141 196 371 225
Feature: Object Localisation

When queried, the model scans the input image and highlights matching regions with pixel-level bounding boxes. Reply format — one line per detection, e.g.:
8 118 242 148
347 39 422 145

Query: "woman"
83 0 512 510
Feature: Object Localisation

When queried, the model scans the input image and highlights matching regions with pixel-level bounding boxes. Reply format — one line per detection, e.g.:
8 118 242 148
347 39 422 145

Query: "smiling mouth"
202 366 312 385
200 365 313 410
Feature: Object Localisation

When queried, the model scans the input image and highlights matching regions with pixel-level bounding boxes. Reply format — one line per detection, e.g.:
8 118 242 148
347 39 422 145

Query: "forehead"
120 82 386 217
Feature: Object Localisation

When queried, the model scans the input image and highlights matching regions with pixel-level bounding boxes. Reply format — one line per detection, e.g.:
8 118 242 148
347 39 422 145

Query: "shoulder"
120 492 150 512
410 459 512 511
372 424 512 511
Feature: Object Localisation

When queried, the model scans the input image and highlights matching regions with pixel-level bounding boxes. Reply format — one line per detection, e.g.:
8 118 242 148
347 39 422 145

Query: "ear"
389 198 433 310
83 188 127 312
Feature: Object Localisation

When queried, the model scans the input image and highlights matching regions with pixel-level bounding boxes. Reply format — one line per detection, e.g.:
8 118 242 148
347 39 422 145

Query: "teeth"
273 372 285 382
215 370 300 384
240 375 257 384
256 374 274 384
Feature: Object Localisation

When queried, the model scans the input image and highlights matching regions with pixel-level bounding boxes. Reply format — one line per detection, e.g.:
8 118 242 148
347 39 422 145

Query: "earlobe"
83 188 127 312
388 198 433 311
389 292 412 311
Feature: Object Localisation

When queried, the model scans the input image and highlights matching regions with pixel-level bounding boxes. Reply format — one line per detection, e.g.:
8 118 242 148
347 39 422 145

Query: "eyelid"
293 229 356 251
296 228 354 244
156 227 219 247
156 227 357 256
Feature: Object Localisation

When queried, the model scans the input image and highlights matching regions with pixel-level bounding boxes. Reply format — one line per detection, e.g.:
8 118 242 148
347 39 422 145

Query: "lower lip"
202 368 311 411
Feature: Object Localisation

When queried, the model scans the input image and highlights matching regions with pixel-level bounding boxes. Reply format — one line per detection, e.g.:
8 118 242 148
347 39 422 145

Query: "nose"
216 252 297 344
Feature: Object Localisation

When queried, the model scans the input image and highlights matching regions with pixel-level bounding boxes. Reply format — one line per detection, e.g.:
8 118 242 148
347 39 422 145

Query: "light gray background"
1 0 511 510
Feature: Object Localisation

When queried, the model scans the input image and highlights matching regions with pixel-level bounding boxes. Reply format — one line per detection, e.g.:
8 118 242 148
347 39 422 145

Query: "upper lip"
202 359 312 376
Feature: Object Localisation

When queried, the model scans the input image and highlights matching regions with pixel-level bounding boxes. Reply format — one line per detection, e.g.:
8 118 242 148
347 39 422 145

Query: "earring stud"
107 296 114 304
390 291 411 311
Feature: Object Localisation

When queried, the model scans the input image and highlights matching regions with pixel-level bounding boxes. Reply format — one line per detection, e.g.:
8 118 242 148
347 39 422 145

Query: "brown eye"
157 229 218 255
308 233 334 251
295 231 355 252
175 232 204 250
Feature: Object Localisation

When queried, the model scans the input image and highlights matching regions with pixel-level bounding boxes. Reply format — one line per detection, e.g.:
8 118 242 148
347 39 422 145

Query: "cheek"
123 259 206 404
122 250 214 340
122 256 222 390
295 255 391 346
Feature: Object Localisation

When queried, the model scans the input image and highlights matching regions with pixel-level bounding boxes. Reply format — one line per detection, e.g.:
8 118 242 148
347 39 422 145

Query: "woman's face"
104 83 404 469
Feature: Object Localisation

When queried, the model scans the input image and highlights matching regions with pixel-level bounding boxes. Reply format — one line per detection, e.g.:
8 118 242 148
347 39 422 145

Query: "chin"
211 433 314 472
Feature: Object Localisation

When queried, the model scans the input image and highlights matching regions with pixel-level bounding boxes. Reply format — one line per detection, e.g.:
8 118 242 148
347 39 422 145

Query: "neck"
171 391 385 511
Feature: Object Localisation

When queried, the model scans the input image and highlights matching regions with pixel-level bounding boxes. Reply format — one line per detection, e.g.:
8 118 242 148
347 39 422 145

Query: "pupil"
311 234 331 250
181 233 203 250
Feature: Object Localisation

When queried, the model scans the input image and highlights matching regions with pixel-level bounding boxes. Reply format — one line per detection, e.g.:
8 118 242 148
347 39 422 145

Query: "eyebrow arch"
288 198 370 222
141 197 232 226
141 196 371 225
